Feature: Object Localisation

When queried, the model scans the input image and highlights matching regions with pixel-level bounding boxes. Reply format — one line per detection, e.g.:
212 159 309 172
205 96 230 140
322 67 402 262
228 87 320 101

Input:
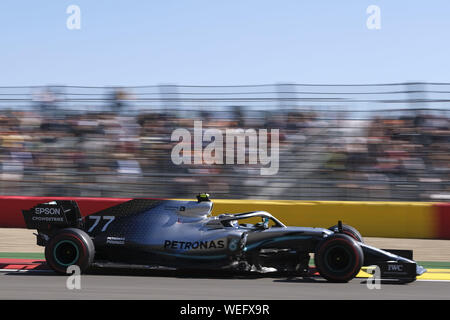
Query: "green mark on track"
0 252 44 259
418 261 450 269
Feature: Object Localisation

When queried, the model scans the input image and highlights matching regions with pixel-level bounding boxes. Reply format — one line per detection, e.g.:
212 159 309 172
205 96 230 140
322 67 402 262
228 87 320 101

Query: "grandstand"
0 82 448 201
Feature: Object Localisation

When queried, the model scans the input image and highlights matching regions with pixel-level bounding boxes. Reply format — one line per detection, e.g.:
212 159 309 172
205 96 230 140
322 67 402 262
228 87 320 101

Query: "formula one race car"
22 194 426 283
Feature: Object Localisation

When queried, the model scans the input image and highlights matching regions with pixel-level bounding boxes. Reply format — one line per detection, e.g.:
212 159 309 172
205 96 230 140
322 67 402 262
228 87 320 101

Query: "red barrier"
0 196 133 228
433 203 450 239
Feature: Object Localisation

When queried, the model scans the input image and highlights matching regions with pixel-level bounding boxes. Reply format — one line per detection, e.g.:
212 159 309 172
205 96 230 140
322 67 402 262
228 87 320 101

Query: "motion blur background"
1 1 450 201
0 82 448 201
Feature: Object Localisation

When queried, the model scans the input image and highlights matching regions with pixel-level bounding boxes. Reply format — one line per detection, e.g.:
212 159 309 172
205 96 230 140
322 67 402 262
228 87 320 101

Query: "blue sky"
1 1 450 86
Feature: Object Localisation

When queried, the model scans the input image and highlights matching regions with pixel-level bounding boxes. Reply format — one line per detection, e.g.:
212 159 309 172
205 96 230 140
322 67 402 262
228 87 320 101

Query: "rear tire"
315 234 363 283
328 224 364 243
45 228 95 274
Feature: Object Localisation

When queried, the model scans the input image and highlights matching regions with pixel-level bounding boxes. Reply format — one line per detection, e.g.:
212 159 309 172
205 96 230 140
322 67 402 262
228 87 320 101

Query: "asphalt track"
0 269 449 300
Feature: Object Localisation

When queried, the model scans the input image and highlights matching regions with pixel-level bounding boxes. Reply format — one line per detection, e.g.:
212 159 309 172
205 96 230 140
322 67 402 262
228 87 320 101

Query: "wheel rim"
323 245 352 273
53 240 80 266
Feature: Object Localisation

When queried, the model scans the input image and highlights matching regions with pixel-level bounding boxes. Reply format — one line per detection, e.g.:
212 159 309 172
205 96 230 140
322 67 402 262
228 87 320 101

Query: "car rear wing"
22 200 84 231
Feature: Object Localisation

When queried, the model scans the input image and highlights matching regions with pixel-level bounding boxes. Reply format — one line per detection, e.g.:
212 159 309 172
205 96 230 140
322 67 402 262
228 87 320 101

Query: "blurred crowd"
0 87 448 201
320 114 450 200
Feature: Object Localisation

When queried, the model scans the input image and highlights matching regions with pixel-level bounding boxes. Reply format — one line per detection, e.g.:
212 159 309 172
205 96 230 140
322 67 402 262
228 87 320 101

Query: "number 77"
87 215 115 232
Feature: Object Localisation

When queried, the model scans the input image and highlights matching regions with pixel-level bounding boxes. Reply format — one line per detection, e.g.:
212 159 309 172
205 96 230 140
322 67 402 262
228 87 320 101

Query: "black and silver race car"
22 194 426 283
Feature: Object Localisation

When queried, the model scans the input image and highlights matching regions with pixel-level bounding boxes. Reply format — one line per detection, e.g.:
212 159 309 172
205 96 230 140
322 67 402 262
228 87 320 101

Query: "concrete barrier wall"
0 196 448 239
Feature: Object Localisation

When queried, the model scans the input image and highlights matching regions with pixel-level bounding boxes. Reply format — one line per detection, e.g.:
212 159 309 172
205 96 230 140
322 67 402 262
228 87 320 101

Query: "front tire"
315 234 363 283
328 224 364 243
45 228 95 274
